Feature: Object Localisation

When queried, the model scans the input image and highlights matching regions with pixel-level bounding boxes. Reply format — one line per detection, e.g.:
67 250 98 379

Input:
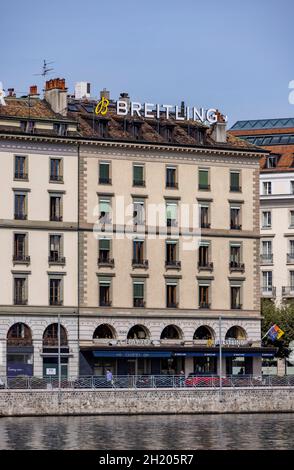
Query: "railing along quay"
1 375 294 390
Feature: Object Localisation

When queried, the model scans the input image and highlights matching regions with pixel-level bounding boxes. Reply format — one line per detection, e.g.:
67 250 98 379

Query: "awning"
93 350 172 358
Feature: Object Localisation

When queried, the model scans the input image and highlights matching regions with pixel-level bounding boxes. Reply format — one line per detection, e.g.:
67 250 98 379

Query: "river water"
0 414 293 450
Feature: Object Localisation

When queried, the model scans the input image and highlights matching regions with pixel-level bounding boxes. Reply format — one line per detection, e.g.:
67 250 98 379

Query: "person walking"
179 370 185 387
106 369 114 387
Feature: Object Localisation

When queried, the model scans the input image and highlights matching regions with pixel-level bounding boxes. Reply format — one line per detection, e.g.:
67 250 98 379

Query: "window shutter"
99 163 109 179
100 239 110 250
230 172 239 188
133 165 143 182
199 169 208 186
133 282 144 298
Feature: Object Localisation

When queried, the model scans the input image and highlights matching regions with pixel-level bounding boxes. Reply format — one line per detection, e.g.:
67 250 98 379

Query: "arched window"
43 323 68 346
225 326 247 341
93 324 115 339
7 323 32 346
193 325 215 340
160 325 182 340
127 325 149 340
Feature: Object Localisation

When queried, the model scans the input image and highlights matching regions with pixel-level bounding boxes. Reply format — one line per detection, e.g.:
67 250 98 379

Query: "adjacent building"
0 79 274 378
230 118 294 305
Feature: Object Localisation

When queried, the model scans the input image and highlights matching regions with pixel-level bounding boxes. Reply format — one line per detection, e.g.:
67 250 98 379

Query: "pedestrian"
106 369 114 387
179 370 185 387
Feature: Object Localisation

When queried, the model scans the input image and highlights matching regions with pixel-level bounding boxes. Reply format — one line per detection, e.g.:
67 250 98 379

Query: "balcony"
14 172 28 180
229 261 245 273
165 260 181 270
50 215 63 222
199 302 211 309
287 253 294 264
14 298 28 305
48 255 66 265
132 259 149 268
260 254 273 264
200 222 211 229
230 223 242 230
166 302 178 309
98 257 114 267
230 185 242 192
99 177 111 185
49 300 63 306
198 261 213 272
50 174 63 183
261 286 276 298
14 213 27 220
166 181 178 189
13 254 30 264
133 179 145 187
282 286 294 297
99 300 112 307
133 299 145 308
199 184 210 191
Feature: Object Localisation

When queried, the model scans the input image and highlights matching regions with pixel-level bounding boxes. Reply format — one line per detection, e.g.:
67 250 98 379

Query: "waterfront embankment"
1 388 294 416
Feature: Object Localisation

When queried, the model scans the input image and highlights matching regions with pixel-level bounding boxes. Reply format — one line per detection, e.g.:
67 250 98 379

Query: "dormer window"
266 155 278 168
53 123 68 136
95 119 108 138
126 121 142 140
20 121 35 133
159 125 174 143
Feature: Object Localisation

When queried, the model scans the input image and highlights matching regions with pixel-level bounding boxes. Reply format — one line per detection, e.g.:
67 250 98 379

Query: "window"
263 182 272 195
288 240 294 263
50 195 62 221
50 158 63 182
261 240 273 263
99 278 111 307
290 210 294 227
166 240 180 268
166 202 178 227
133 164 145 187
230 171 241 192
14 155 28 180
14 193 27 220
266 155 277 168
133 281 145 307
98 238 113 264
230 244 242 268
20 121 35 133
199 285 210 309
133 239 147 267
13 233 29 263
49 278 63 306
166 167 178 189
198 169 210 190
99 197 111 223
200 204 210 228
291 181 294 194
198 242 213 270
230 206 241 230
95 120 108 138
262 271 273 293
262 211 271 228
53 123 68 136
99 162 111 184
49 235 64 264
14 277 27 305
290 271 294 289
133 199 145 225
231 286 242 309
166 281 178 308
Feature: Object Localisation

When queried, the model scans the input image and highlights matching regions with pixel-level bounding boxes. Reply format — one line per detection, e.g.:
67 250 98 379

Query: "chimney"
210 109 227 143
119 92 130 107
29 85 39 98
75 81 91 100
100 88 110 100
44 78 68 116
7 88 16 97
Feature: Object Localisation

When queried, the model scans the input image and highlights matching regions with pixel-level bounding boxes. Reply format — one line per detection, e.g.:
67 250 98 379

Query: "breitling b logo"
95 96 109 116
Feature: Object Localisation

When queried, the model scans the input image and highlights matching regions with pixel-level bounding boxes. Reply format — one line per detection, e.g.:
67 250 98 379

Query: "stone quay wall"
0 388 294 416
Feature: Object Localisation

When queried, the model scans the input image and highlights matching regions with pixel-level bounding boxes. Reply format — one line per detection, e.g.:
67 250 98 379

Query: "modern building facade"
0 79 274 378
230 118 294 305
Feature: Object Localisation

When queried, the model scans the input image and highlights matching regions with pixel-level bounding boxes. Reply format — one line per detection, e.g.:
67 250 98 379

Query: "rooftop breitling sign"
95 96 227 124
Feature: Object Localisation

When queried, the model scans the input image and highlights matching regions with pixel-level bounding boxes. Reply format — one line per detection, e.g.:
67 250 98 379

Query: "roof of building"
230 117 294 131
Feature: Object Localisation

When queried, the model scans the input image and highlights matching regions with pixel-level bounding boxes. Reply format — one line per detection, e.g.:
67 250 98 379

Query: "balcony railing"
287 253 294 264
230 186 242 192
199 302 211 309
48 255 66 265
98 257 115 267
99 300 112 307
99 177 111 185
50 215 63 222
166 302 178 308
231 303 242 309
133 179 145 187
166 219 178 227
229 261 245 273
133 298 145 308
200 222 211 229
166 181 178 189
282 286 294 297
261 286 276 298
50 174 63 182
132 259 149 268
199 184 210 191
14 172 28 180
7 338 32 347
198 261 214 271
14 298 28 305
14 213 27 220
49 300 63 306
43 338 68 347
260 254 273 264
230 223 242 230
13 254 30 264
165 260 181 269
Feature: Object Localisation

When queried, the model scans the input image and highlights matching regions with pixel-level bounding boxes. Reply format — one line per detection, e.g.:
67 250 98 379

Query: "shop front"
6 322 34 376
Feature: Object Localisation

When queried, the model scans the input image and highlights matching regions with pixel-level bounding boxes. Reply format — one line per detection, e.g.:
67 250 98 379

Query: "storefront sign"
46 368 57 375
95 96 226 124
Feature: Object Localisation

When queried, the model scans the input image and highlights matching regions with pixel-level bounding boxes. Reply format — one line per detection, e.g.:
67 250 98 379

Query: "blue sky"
1 0 294 126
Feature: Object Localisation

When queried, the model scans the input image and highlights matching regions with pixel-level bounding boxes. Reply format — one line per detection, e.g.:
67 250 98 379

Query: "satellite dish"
288 350 294 365
289 340 294 351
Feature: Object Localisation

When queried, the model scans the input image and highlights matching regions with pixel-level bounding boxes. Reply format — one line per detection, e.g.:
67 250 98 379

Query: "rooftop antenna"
34 59 54 77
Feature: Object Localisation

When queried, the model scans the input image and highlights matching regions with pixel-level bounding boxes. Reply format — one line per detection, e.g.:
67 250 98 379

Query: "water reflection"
0 414 294 450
